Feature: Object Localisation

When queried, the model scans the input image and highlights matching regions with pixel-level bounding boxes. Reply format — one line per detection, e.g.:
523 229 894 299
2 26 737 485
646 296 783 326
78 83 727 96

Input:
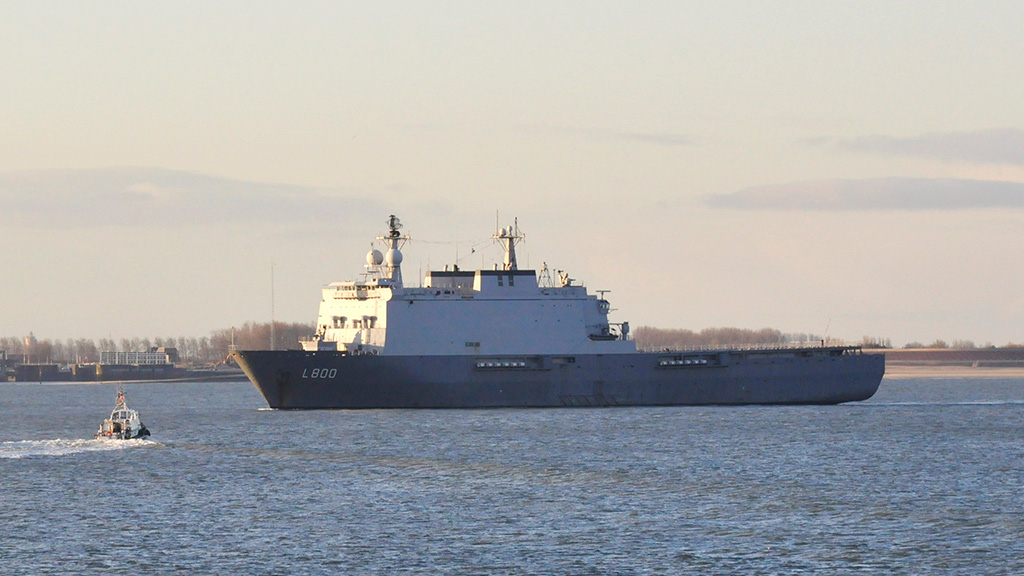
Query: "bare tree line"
637 328 1022 351
5 323 1020 365
1 322 314 366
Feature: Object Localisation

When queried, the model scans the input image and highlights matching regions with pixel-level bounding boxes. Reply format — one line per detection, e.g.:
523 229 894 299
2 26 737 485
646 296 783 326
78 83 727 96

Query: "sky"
3 1 1024 347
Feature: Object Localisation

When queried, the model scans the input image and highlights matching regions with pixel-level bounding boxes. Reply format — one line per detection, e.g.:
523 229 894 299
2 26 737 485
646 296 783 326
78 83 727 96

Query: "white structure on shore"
100 348 177 365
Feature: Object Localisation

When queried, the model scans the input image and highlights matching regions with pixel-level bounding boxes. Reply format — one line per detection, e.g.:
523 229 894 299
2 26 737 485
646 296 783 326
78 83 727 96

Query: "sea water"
1 378 1022 575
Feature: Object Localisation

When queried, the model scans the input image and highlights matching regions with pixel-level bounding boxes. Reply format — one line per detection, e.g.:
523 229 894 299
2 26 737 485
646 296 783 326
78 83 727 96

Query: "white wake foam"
0 438 152 459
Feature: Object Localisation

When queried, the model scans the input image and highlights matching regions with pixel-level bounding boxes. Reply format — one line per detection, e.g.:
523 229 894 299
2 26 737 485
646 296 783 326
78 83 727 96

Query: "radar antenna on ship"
386 214 403 236
493 216 525 271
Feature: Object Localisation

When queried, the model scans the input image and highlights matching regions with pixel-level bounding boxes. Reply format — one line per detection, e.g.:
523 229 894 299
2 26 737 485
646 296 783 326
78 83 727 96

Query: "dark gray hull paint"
233 347 884 409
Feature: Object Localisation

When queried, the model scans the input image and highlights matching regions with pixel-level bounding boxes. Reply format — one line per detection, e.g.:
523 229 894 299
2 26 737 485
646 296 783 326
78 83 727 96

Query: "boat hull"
233 347 885 409
95 424 151 440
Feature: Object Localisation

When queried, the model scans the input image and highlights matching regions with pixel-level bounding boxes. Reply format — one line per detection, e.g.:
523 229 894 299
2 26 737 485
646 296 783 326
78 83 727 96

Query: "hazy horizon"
3 2 1024 347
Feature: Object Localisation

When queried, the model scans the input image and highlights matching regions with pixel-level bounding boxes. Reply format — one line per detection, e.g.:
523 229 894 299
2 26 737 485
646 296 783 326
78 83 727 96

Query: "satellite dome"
385 248 403 266
366 249 384 266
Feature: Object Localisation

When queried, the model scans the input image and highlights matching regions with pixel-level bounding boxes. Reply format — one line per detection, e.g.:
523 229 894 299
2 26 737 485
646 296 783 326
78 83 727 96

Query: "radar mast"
377 214 410 286
493 217 525 271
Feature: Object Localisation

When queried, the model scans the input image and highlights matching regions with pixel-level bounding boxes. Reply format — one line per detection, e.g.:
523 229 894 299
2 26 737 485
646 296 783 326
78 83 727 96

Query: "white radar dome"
366 249 384 266
385 248 403 266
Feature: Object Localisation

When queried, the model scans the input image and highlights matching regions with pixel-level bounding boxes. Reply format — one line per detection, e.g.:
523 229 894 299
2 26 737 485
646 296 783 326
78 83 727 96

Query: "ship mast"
378 214 410 286
493 217 525 271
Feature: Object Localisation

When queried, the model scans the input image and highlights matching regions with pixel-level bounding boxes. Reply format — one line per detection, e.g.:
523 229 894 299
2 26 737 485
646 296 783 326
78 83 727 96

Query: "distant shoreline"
883 365 1024 380
868 348 1024 380
2 371 249 385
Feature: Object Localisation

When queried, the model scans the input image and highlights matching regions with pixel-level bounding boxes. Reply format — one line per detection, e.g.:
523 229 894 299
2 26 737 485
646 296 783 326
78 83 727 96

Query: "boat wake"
869 400 1024 407
0 438 153 460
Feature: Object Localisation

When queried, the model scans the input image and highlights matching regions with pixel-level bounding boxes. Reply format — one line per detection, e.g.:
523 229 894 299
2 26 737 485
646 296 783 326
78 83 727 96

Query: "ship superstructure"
302 216 632 357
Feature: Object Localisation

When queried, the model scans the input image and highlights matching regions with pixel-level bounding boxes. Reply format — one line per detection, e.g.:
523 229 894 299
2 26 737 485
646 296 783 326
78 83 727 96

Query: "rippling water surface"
2 379 1022 575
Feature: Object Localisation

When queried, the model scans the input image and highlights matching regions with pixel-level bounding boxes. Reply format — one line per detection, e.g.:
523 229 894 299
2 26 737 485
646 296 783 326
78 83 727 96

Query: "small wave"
868 400 1024 407
0 438 153 459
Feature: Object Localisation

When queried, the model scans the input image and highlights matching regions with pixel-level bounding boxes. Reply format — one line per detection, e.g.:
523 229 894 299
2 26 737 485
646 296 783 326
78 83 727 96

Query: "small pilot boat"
95 388 151 440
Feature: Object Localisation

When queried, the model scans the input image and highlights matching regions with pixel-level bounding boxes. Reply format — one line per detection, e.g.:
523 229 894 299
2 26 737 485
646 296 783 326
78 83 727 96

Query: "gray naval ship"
234 216 884 409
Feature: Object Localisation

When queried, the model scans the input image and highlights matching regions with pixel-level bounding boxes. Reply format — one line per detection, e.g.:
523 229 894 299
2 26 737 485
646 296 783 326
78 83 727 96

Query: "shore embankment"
869 348 1024 379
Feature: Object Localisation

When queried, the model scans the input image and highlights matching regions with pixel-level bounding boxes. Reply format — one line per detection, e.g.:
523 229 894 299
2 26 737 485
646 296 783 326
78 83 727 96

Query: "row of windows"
331 316 378 329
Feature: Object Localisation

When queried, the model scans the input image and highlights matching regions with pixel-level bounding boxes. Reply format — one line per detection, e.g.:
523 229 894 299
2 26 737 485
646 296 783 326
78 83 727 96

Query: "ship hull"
233 347 884 409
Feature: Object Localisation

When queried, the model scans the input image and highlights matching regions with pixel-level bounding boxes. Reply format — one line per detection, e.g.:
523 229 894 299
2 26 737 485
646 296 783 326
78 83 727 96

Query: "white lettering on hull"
301 368 338 379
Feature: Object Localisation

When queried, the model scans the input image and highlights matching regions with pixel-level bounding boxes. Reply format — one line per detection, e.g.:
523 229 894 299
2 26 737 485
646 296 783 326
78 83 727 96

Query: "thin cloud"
539 125 693 147
0 167 383 229
608 130 692 147
704 177 1024 211
411 123 694 147
829 128 1024 166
